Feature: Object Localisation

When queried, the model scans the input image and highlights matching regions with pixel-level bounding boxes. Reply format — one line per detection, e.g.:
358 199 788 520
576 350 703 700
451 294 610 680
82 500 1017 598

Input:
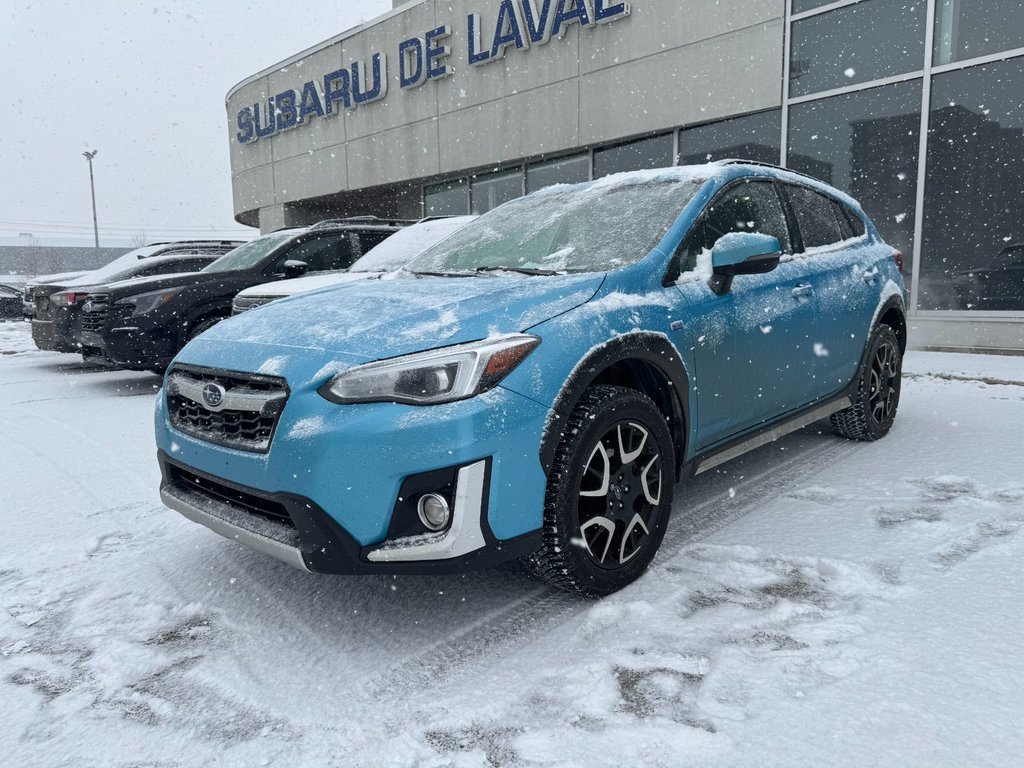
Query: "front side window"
704 181 792 253
784 184 844 250
275 234 356 273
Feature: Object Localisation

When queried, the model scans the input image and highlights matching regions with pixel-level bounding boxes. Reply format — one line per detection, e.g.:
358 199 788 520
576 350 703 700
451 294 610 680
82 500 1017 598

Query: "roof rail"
713 158 824 185
308 216 418 230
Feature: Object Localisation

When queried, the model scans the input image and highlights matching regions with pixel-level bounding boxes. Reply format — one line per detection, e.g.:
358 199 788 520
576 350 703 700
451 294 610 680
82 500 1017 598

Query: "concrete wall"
227 0 786 229
0 247 130 278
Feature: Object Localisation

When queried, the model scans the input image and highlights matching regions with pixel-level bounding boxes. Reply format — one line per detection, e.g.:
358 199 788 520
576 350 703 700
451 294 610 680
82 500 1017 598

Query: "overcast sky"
1 0 390 246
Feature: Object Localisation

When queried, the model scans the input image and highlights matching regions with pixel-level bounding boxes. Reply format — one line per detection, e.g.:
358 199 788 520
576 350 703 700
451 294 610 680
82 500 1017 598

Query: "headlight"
319 334 540 406
117 287 183 315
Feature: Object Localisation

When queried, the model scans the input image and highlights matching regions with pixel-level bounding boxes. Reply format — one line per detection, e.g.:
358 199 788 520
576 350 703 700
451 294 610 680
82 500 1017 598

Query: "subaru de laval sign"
236 0 631 144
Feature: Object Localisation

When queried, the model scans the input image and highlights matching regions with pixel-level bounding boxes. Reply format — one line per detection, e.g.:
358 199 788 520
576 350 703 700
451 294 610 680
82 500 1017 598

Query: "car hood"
236 270 381 300
102 270 230 298
180 273 604 374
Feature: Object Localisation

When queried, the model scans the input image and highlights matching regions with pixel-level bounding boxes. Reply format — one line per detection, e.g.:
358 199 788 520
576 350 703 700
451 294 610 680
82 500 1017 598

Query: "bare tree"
130 232 149 248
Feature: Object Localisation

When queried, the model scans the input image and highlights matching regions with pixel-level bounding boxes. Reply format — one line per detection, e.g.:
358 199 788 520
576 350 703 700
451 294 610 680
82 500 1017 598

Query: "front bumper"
155 376 553 572
158 451 541 574
79 325 176 370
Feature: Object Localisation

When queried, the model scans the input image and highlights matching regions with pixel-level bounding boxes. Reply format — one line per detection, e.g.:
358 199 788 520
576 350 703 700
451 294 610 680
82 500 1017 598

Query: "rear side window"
784 184 844 250
704 181 792 253
355 230 394 257
838 201 867 237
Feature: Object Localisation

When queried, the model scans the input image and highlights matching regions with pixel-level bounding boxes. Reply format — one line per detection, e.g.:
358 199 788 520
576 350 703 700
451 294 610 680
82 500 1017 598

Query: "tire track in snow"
348 428 864 707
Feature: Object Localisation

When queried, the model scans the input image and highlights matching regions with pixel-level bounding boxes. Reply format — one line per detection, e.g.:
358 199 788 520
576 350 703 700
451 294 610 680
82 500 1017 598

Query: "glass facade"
526 154 589 192
678 110 781 165
920 56 1024 310
471 170 522 214
786 0 1024 323
788 81 921 276
934 0 1024 66
789 0 926 97
424 179 470 215
593 134 674 178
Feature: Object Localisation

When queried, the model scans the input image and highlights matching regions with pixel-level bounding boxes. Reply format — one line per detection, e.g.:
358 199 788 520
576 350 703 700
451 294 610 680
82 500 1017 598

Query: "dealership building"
226 0 1024 353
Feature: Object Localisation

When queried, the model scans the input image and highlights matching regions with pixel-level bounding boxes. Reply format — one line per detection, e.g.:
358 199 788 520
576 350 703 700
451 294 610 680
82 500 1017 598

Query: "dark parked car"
22 270 90 318
30 241 242 353
78 218 410 371
1 284 22 319
952 243 1024 311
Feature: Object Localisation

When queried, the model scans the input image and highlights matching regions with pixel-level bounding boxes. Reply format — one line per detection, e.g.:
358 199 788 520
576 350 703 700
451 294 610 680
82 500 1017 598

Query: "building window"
471 170 523 214
593 133 674 178
424 179 470 216
933 0 1024 66
920 57 1024 311
792 0 837 13
678 110 781 165
789 0 926 98
787 80 921 282
526 154 590 192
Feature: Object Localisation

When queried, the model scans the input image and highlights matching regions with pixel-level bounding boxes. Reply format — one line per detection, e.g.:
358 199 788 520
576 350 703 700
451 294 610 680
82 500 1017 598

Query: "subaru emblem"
201 382 226 409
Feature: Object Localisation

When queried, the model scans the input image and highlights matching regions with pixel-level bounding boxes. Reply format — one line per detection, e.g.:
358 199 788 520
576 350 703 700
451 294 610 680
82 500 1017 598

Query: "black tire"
524 385 675 597
830 324 902 441
186 315 225 343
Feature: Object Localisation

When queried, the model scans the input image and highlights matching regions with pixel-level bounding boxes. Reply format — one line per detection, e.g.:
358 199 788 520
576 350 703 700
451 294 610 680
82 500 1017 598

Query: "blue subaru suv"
155 161 907 596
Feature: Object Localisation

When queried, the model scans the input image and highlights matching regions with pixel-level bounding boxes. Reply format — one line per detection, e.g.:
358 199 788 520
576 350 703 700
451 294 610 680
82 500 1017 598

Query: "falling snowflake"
813 343 829 358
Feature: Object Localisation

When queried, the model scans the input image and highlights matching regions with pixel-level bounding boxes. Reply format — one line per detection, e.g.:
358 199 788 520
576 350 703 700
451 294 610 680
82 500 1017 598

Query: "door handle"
791 284 814 300
861 266 880 283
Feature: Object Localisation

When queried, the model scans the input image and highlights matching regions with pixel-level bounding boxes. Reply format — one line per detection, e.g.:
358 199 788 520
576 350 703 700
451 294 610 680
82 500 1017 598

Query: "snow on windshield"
350 216 477 272
406 169 708 275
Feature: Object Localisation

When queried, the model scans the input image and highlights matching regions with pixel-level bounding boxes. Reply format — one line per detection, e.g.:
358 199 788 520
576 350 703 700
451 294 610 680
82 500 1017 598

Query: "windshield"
351 217 476 272
405 178 702 275
201 231 300 273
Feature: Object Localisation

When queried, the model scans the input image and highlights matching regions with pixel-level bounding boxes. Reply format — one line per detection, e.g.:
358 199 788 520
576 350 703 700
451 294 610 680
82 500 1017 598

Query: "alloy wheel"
868 340 900 424
577 420 663 569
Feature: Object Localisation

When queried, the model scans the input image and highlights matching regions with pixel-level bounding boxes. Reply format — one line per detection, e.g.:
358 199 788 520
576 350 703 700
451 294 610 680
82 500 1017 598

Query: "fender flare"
539 332 691 476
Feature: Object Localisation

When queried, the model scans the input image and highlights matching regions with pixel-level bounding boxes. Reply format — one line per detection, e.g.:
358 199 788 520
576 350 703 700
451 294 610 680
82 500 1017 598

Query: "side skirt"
685 394 852 477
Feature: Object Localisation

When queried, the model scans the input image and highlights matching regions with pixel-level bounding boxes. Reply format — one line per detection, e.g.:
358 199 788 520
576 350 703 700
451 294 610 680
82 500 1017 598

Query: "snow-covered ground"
2 318 1022 767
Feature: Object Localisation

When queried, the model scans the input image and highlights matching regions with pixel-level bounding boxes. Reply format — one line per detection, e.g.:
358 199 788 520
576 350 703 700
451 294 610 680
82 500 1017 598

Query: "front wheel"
524 385 675 597
830 324 902 441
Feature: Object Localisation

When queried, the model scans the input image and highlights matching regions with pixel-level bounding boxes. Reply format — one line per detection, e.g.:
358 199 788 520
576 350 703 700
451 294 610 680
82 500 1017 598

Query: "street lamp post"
82 150 99 248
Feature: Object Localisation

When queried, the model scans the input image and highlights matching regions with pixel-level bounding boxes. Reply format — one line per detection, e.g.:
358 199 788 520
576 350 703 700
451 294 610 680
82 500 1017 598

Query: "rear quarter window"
784 184 844 250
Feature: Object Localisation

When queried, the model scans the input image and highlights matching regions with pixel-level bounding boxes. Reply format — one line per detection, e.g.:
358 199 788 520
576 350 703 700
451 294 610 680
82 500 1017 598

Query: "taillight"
50 291 89 307
891 249 904 275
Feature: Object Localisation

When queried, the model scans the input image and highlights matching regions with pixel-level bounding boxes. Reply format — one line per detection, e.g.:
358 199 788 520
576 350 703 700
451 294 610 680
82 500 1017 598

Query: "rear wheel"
830 324 902 441
524 385 675 597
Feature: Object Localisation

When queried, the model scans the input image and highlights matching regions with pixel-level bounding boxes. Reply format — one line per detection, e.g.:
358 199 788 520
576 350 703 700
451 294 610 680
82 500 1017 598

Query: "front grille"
81 293 110 333
168 464 294 527
167 365 289 453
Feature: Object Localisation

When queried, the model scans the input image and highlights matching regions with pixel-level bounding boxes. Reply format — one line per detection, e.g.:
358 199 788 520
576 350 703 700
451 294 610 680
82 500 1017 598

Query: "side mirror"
281 259 309 279
709 232 781 295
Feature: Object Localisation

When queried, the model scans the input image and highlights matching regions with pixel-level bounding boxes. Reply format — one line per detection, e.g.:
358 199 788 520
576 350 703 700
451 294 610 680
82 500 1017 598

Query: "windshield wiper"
472 266 563 276
404 269 479 278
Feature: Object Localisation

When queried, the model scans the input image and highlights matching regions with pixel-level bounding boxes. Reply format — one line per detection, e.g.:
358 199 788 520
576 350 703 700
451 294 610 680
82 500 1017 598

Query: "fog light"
417 493 450 531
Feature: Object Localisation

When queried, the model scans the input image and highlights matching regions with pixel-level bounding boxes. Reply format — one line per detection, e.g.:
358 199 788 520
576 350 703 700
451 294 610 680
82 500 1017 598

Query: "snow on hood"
183 273 604 375
235 271 381 300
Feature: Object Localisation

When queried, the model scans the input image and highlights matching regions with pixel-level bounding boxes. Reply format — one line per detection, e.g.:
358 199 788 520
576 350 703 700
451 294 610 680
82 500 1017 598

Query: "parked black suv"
31 241 240 353
77 218 409 371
